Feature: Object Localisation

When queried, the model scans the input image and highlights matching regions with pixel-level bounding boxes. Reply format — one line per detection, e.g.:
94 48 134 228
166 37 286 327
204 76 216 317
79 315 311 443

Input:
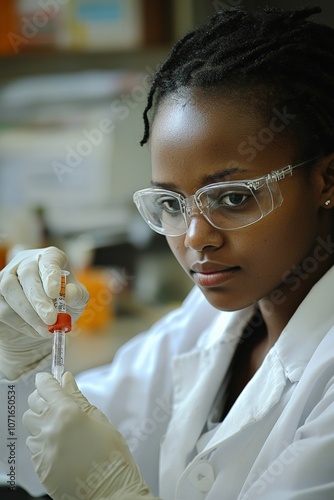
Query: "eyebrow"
151 167 250 190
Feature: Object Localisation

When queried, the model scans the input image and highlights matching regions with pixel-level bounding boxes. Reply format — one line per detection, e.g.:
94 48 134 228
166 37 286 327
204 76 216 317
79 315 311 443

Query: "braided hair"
140 6 334 160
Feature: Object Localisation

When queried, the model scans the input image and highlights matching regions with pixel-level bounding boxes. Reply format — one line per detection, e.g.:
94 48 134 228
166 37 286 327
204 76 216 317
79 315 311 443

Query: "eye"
157 196 181 214
220 192 249 207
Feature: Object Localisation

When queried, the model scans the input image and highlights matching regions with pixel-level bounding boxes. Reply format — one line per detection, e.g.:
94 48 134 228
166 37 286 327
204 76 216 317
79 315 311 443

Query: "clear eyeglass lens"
149 191 185 235
198 183 263 230
135 180 276 235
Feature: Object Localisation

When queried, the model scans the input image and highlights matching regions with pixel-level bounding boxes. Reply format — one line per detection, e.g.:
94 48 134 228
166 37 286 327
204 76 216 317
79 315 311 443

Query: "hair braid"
140 31 196 146
140 5 334 157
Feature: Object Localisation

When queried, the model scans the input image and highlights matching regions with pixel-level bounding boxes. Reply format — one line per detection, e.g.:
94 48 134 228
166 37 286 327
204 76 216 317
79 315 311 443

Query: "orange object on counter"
74 268 114 334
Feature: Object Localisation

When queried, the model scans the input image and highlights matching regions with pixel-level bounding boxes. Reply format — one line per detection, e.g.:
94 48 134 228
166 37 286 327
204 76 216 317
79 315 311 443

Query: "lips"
190 262 241 287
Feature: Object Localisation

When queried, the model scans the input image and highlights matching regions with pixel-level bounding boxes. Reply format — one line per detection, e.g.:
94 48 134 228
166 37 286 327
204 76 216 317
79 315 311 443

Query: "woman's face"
150 91 330 311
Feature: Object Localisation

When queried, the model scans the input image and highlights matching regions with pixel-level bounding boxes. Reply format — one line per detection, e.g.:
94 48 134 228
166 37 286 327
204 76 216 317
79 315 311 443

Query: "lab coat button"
187 462 215 492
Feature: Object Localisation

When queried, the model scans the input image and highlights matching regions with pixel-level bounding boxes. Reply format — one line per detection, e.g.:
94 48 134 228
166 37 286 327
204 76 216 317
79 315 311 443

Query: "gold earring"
325 199 331 206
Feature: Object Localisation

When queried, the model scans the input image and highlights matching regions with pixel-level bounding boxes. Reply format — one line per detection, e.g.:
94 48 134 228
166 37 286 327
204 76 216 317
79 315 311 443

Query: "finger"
65 283 89 313
38 247 69 298
17 268 57 326
26 435 41 456
0 274 54 338
62 371 79 394
28 389 47 414
0 298 41 339
62 371 91 411
35 372 71 405
22 409 41 437
62 372 109 423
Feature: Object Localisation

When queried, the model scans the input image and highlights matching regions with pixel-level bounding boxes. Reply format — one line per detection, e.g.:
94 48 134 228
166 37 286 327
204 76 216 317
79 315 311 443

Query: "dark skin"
150 90 334 416
221 315 267 419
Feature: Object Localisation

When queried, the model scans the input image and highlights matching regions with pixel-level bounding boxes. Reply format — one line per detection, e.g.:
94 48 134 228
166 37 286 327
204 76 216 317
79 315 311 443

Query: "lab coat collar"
199 346 287 454
275 264 334 382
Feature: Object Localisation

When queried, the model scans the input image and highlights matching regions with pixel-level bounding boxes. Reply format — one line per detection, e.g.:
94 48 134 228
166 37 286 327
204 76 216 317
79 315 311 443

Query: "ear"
316 153 334 209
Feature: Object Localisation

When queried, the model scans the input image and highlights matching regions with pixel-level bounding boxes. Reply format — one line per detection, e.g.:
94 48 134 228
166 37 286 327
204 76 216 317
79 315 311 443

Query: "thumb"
62 372 110 425
65 283 89 312
62 372 88 400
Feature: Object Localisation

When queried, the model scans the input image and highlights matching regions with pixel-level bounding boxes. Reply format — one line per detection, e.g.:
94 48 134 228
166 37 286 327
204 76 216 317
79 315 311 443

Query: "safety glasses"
133 158 319 236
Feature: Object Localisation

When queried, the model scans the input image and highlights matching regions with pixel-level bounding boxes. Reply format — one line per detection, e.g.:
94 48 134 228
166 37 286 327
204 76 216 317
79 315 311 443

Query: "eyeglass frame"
133 157 320 237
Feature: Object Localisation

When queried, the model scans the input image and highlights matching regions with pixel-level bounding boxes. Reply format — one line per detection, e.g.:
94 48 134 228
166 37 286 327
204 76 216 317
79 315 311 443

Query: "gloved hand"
0 246 89 380
23 372 159 500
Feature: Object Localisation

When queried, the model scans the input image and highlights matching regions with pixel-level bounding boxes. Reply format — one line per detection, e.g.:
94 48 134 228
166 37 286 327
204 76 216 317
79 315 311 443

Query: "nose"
184 207 225 251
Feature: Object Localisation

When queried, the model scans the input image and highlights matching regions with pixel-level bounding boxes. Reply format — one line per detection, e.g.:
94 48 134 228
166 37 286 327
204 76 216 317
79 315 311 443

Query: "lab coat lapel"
159 307 254 499
202 346 288 452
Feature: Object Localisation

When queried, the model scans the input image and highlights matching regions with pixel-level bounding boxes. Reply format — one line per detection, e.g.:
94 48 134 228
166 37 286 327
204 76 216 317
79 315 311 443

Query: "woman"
1 5 334 499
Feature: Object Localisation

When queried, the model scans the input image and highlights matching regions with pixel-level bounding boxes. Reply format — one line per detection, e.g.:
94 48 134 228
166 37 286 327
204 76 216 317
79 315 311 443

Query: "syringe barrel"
51 329 66 384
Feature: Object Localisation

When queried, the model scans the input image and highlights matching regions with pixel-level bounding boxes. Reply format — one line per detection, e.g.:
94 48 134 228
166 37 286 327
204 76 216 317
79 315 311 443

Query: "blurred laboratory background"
0 0 334 375
1 0 198 354
1 2 334 498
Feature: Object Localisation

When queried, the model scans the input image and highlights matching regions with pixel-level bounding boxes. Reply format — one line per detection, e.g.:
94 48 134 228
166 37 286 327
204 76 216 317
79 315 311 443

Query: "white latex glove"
0 246 89 380
23 372 159 500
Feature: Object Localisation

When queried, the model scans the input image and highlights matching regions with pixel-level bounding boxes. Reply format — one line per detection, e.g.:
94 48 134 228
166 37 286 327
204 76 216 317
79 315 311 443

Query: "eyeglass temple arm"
270 156 321 182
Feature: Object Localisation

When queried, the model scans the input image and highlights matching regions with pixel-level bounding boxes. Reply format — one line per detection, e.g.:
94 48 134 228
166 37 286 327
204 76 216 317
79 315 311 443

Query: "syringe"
49 270 72 384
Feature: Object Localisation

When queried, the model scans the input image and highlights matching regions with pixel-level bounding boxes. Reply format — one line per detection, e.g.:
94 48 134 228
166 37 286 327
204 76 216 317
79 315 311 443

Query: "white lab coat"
1 266 334 498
